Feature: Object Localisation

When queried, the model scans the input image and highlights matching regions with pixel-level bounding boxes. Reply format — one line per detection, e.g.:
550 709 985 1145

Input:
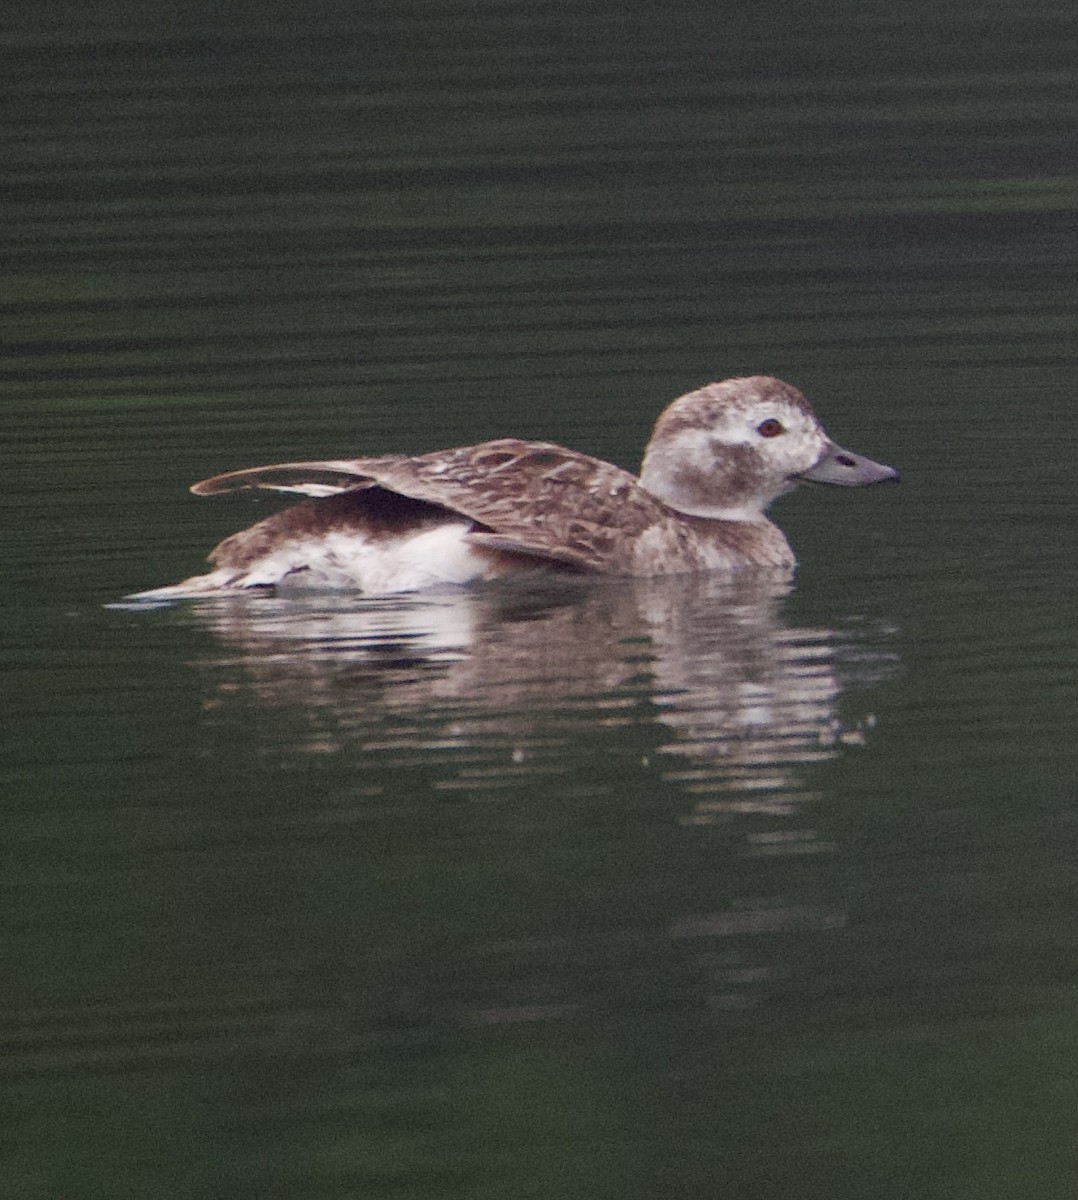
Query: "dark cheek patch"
728 444 766 489
708 443 765 496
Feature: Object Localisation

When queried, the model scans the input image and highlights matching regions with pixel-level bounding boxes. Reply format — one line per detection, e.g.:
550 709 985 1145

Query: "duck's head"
638 375 898 521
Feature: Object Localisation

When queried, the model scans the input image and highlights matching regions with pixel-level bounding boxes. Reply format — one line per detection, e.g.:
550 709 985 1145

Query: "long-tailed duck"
126 375 897 599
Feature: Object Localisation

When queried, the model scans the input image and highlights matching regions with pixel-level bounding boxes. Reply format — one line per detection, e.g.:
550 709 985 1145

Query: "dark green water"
5 3 1078 1197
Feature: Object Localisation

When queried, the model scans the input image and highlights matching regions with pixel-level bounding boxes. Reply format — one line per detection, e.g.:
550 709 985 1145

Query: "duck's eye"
756 418 785 438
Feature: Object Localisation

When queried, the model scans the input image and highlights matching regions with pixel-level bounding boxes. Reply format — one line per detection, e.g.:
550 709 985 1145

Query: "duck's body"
127 376 897 600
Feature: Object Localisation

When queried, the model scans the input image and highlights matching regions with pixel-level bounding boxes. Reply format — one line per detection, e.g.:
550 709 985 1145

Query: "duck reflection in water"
181 570 898 822
170 567 897 1015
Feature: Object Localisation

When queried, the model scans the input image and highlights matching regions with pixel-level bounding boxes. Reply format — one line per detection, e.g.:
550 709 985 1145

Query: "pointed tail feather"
121 567 250 603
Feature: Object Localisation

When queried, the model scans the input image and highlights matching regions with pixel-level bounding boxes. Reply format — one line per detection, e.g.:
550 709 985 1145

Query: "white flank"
123 521 488 602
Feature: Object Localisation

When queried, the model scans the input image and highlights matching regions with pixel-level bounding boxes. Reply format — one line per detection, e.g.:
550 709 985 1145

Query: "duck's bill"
798 442 899 487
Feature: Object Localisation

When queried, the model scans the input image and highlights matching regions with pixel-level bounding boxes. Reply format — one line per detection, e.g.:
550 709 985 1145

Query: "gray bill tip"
799 443 900 487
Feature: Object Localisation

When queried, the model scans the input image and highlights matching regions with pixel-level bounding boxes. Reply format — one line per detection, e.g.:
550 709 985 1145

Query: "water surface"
4 2 1078 1197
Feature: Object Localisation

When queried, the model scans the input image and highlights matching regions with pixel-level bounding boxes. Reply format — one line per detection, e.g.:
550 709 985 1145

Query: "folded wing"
192 440 671 573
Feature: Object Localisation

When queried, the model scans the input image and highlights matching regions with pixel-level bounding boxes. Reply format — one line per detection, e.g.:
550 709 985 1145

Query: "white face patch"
706 401 823 449
640 392 833 520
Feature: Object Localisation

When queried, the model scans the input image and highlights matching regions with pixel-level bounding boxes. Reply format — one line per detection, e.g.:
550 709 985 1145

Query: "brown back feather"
201 440 690 574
